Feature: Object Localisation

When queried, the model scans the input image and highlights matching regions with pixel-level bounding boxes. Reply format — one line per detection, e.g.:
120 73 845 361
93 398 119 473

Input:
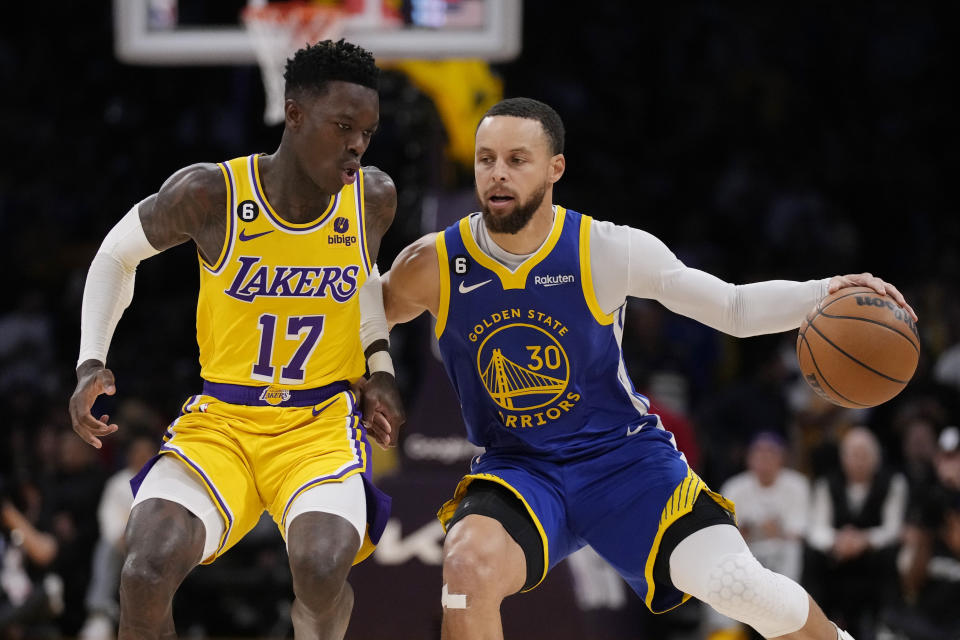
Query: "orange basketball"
796 286 919 408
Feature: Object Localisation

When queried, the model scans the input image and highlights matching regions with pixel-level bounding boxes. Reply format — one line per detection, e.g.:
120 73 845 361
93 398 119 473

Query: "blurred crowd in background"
1 1 958 639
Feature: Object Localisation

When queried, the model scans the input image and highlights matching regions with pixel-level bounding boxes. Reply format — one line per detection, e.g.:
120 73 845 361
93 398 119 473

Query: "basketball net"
242 1 346 125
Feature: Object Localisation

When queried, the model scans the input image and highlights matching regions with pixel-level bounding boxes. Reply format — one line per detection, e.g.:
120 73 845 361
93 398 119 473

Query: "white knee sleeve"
132 455 225 562
284 473 367 549
669 525 809 638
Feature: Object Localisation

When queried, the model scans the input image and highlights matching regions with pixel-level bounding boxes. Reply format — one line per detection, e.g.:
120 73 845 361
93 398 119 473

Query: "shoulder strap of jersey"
435 228 453 339
577 214 615 325
355 168 373 276
202 158 242 274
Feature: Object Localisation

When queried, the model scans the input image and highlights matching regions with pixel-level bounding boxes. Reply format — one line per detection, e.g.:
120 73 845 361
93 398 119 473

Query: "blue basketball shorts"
438 424 735 613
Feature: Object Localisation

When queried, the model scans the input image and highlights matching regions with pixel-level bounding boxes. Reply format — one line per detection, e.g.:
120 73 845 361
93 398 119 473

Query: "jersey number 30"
251 313 324 384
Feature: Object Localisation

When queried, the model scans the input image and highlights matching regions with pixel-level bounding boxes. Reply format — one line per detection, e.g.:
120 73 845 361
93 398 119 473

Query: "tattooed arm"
360 166 397 264
69 164 226 447
139 163 228 258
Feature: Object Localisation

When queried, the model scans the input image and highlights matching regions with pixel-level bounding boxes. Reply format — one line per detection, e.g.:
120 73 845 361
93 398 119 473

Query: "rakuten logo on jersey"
534 274 575 287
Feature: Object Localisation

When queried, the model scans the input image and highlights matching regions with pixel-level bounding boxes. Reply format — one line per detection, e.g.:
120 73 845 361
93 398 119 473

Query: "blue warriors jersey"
435 207 661 459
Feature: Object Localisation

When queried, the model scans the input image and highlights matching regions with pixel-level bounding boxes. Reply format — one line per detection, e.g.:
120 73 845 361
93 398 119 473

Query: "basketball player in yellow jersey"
67 40 404 640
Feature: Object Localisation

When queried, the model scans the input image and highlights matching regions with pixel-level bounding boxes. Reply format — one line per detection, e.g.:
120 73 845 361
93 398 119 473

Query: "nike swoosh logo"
626 424 644 436
238 229 274 242
312 397 339 417
458 279 492 294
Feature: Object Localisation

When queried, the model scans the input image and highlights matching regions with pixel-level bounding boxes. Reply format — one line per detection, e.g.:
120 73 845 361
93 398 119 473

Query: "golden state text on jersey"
435 207 661 459
197 154 373 390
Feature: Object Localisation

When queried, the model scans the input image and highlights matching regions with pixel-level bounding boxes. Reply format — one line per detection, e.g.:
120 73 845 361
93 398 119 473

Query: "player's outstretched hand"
827 272 918 322
359 371 406 450
69 360 119 449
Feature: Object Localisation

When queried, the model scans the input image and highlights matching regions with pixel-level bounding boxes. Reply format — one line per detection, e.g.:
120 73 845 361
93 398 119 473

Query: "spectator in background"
0 292 58 398
931 290 960 393
640 370 702 473
707 431 810 640
805 426 908 640
932 344 960 391
43 431 106 636
79 431 156 640
699 334 794 485
900 415 941 512
887 425 960 639
0 477 63 638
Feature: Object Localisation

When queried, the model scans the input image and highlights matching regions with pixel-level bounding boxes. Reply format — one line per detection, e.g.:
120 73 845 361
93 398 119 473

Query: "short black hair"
481 97 565 154
284 39 379 97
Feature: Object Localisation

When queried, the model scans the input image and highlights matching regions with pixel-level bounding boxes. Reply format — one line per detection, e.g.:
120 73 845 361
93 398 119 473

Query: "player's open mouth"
488 195 515 210
341 166 358 185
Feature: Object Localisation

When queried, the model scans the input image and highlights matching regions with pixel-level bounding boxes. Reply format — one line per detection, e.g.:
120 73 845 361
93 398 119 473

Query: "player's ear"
548 153 565 184
284 97 304 130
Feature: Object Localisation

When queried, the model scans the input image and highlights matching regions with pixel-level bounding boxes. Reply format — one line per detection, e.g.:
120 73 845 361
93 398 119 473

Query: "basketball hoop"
242 1 346 126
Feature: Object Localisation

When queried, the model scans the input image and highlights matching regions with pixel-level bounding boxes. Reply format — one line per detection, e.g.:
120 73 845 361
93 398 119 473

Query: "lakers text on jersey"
198 154 373 390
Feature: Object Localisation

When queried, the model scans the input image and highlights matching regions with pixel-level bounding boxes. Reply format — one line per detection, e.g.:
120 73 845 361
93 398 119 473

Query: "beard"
478 182 548 235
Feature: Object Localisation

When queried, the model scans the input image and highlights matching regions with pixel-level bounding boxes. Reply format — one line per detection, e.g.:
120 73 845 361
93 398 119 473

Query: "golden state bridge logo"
472 311 581 428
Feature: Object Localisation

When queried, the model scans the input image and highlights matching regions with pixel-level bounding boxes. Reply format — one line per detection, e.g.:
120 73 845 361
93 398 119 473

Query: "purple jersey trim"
355 168 371 276
159 443 235 556
249 154 340 232
200 380 349 407
203 163 236 274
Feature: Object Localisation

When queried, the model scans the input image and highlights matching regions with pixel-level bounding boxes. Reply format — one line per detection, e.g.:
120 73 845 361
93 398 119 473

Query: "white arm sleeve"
359 264 389 349
590 221 830 337
358 264 394 375
77 204 160 367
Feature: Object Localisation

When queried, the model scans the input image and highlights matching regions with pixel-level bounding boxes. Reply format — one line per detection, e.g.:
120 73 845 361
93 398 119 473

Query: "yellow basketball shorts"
132 381 390 565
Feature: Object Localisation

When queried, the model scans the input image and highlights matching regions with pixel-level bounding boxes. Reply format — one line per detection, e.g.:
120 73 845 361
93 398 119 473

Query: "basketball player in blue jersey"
380 97 917 640
68 40 404 639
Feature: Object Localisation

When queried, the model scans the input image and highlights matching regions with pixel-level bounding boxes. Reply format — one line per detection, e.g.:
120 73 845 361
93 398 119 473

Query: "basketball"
796 286 919 408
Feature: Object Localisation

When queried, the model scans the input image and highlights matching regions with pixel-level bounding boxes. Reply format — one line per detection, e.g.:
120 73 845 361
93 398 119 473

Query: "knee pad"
700 550 809 638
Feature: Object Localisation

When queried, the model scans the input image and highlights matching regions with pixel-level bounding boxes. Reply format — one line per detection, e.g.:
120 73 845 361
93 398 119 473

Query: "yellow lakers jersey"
196 154 372 389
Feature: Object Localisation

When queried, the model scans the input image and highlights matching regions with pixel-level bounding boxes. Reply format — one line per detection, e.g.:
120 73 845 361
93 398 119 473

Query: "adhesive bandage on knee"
441 584 467 609
669 525 809 638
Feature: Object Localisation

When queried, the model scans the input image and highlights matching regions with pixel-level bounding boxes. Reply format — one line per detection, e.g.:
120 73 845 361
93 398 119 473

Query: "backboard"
114 0 523 65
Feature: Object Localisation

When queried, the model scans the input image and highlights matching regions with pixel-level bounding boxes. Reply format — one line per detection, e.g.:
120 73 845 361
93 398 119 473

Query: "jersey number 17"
251 313 324 384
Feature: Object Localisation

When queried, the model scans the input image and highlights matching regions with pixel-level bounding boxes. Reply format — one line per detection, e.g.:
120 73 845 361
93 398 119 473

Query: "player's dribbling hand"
827 272 918 322
69 359 119 449
359 371 406 450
